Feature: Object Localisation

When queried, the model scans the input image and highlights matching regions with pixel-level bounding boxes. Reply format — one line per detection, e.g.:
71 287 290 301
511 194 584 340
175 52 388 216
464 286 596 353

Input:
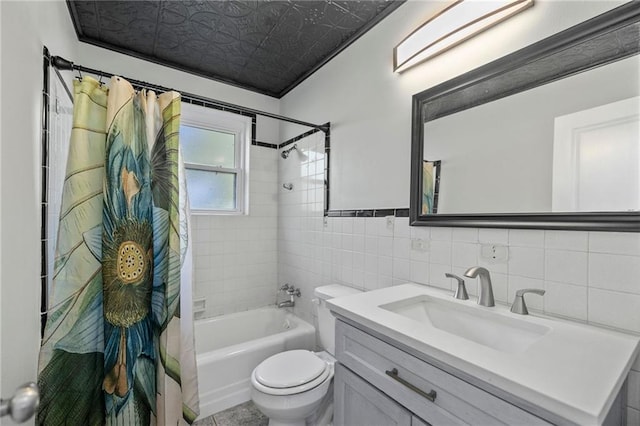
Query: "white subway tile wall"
278 132 327 321
294 218 640 333
192 145 278 318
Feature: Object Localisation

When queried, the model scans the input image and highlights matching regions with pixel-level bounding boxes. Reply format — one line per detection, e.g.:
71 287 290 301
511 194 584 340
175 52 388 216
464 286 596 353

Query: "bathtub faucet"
277 300 295 308
277 285 301 308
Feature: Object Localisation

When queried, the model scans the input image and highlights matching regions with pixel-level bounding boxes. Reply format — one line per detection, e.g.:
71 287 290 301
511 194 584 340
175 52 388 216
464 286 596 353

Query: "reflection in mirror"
422 56 639 214
422 160 440 214
410 3 640 231
552 96 639 212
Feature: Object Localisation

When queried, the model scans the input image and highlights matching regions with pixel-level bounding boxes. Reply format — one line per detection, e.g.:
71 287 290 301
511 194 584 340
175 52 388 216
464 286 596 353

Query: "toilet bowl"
250 284 361 426
251 350 334 426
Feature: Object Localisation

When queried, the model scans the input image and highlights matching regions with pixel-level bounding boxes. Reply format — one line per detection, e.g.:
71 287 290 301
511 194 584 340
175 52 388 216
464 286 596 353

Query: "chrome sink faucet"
463 266 495 307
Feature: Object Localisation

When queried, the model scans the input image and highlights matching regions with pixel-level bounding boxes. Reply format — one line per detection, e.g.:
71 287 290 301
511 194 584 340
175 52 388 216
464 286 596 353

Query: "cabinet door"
334 363 412 426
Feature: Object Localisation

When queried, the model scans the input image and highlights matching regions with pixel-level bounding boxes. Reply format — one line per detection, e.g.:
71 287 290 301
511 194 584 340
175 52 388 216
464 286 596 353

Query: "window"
180 103 251 214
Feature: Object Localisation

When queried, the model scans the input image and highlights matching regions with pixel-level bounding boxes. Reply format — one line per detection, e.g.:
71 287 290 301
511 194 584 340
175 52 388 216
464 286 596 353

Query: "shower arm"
280 144 298 159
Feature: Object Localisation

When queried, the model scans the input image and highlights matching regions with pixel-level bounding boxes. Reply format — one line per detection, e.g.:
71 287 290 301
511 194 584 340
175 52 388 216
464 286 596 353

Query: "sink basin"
380 295 550 353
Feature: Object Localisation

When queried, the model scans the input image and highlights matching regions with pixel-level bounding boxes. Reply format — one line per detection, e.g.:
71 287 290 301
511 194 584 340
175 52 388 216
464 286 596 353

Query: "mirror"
410 3 640 231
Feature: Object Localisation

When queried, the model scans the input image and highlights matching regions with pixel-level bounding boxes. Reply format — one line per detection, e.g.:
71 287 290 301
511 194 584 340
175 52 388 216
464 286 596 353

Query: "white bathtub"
195 307 316 419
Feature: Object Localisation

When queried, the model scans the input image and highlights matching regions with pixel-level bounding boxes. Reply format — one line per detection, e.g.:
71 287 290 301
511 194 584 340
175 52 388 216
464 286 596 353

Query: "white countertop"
327 283 640 425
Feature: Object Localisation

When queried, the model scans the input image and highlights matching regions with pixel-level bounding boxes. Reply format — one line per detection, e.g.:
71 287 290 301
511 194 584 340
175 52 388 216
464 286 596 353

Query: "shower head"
280 144 298 159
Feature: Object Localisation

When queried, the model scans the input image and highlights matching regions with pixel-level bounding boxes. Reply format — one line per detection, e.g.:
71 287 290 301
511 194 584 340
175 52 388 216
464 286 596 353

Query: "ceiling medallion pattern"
67 1 405 98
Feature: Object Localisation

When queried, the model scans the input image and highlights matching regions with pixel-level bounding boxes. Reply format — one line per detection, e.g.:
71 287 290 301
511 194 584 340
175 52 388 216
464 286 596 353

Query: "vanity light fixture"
394 0 534 73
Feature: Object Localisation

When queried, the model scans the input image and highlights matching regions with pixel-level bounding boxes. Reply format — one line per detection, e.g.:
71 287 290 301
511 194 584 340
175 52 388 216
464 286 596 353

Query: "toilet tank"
314 284 362 355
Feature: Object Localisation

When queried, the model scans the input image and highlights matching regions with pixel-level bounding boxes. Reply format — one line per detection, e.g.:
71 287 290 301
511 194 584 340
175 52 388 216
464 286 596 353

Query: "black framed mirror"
410 2 640 231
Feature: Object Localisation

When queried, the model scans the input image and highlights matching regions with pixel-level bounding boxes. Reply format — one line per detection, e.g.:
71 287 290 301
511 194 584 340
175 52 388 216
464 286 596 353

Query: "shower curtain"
37 76 199 425
422 161 436 215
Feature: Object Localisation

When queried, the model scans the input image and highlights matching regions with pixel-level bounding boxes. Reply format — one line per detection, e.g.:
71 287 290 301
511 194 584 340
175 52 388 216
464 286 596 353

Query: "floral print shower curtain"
37 76 199 425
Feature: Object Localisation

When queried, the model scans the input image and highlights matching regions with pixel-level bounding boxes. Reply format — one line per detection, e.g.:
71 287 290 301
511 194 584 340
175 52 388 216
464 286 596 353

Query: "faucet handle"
515 289 545 297
287 288 301 297
280 284 291 292
510 289 546 315
445 273 468 300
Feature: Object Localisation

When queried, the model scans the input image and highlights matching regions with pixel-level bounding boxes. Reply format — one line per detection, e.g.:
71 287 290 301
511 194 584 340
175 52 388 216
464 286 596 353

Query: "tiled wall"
284 214 640 330
192 145 278 318
278 132 326 321
277 136 640 422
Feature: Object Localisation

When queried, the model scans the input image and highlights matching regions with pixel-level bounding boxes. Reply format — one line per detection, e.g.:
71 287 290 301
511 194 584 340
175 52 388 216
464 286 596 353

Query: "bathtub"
195 307 316 419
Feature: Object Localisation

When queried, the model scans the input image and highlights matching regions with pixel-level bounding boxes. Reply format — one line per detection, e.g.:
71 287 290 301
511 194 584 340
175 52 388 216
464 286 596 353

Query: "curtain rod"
50 55 329 133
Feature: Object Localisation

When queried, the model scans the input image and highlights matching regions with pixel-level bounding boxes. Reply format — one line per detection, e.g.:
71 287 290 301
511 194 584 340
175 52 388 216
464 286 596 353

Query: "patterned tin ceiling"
66 1 405 98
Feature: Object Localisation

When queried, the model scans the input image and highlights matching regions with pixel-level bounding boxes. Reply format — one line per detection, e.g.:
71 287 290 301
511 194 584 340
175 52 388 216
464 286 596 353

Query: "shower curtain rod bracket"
51 56 75 71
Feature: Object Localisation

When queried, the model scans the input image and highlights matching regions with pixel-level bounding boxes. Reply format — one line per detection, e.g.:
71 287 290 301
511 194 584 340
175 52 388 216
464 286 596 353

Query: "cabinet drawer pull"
385 368 437 402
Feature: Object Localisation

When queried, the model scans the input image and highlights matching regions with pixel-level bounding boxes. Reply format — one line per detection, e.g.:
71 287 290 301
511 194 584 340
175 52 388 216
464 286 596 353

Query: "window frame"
180 102 251 215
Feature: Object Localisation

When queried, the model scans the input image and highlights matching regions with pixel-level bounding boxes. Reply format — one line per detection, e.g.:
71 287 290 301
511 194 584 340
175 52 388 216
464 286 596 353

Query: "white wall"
280 0 627 210
0 1 78 413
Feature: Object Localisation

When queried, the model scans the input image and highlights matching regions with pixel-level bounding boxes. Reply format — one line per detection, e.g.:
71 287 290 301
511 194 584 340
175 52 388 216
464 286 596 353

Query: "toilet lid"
254 350 327 389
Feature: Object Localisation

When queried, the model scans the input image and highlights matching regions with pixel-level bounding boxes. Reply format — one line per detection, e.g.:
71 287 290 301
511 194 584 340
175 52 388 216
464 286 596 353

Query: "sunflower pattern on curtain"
37 76 199 425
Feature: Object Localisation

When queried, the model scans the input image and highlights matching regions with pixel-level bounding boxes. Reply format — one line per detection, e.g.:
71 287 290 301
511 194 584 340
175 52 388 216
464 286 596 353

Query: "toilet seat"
252 350 332 396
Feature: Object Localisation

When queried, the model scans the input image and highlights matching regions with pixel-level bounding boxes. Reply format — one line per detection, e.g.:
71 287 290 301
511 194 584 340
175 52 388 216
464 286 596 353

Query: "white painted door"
552 96 640 212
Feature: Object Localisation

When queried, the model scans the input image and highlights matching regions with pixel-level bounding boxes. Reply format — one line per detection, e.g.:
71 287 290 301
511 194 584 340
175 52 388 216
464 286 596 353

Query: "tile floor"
194 401 268 426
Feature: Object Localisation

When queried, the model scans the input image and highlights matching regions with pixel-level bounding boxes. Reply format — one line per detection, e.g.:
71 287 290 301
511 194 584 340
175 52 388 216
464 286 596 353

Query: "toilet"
250 284 361 426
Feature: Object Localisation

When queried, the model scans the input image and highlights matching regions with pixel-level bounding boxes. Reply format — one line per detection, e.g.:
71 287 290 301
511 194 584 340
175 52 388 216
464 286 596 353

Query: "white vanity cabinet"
329 284 635 426
334 319 560 426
